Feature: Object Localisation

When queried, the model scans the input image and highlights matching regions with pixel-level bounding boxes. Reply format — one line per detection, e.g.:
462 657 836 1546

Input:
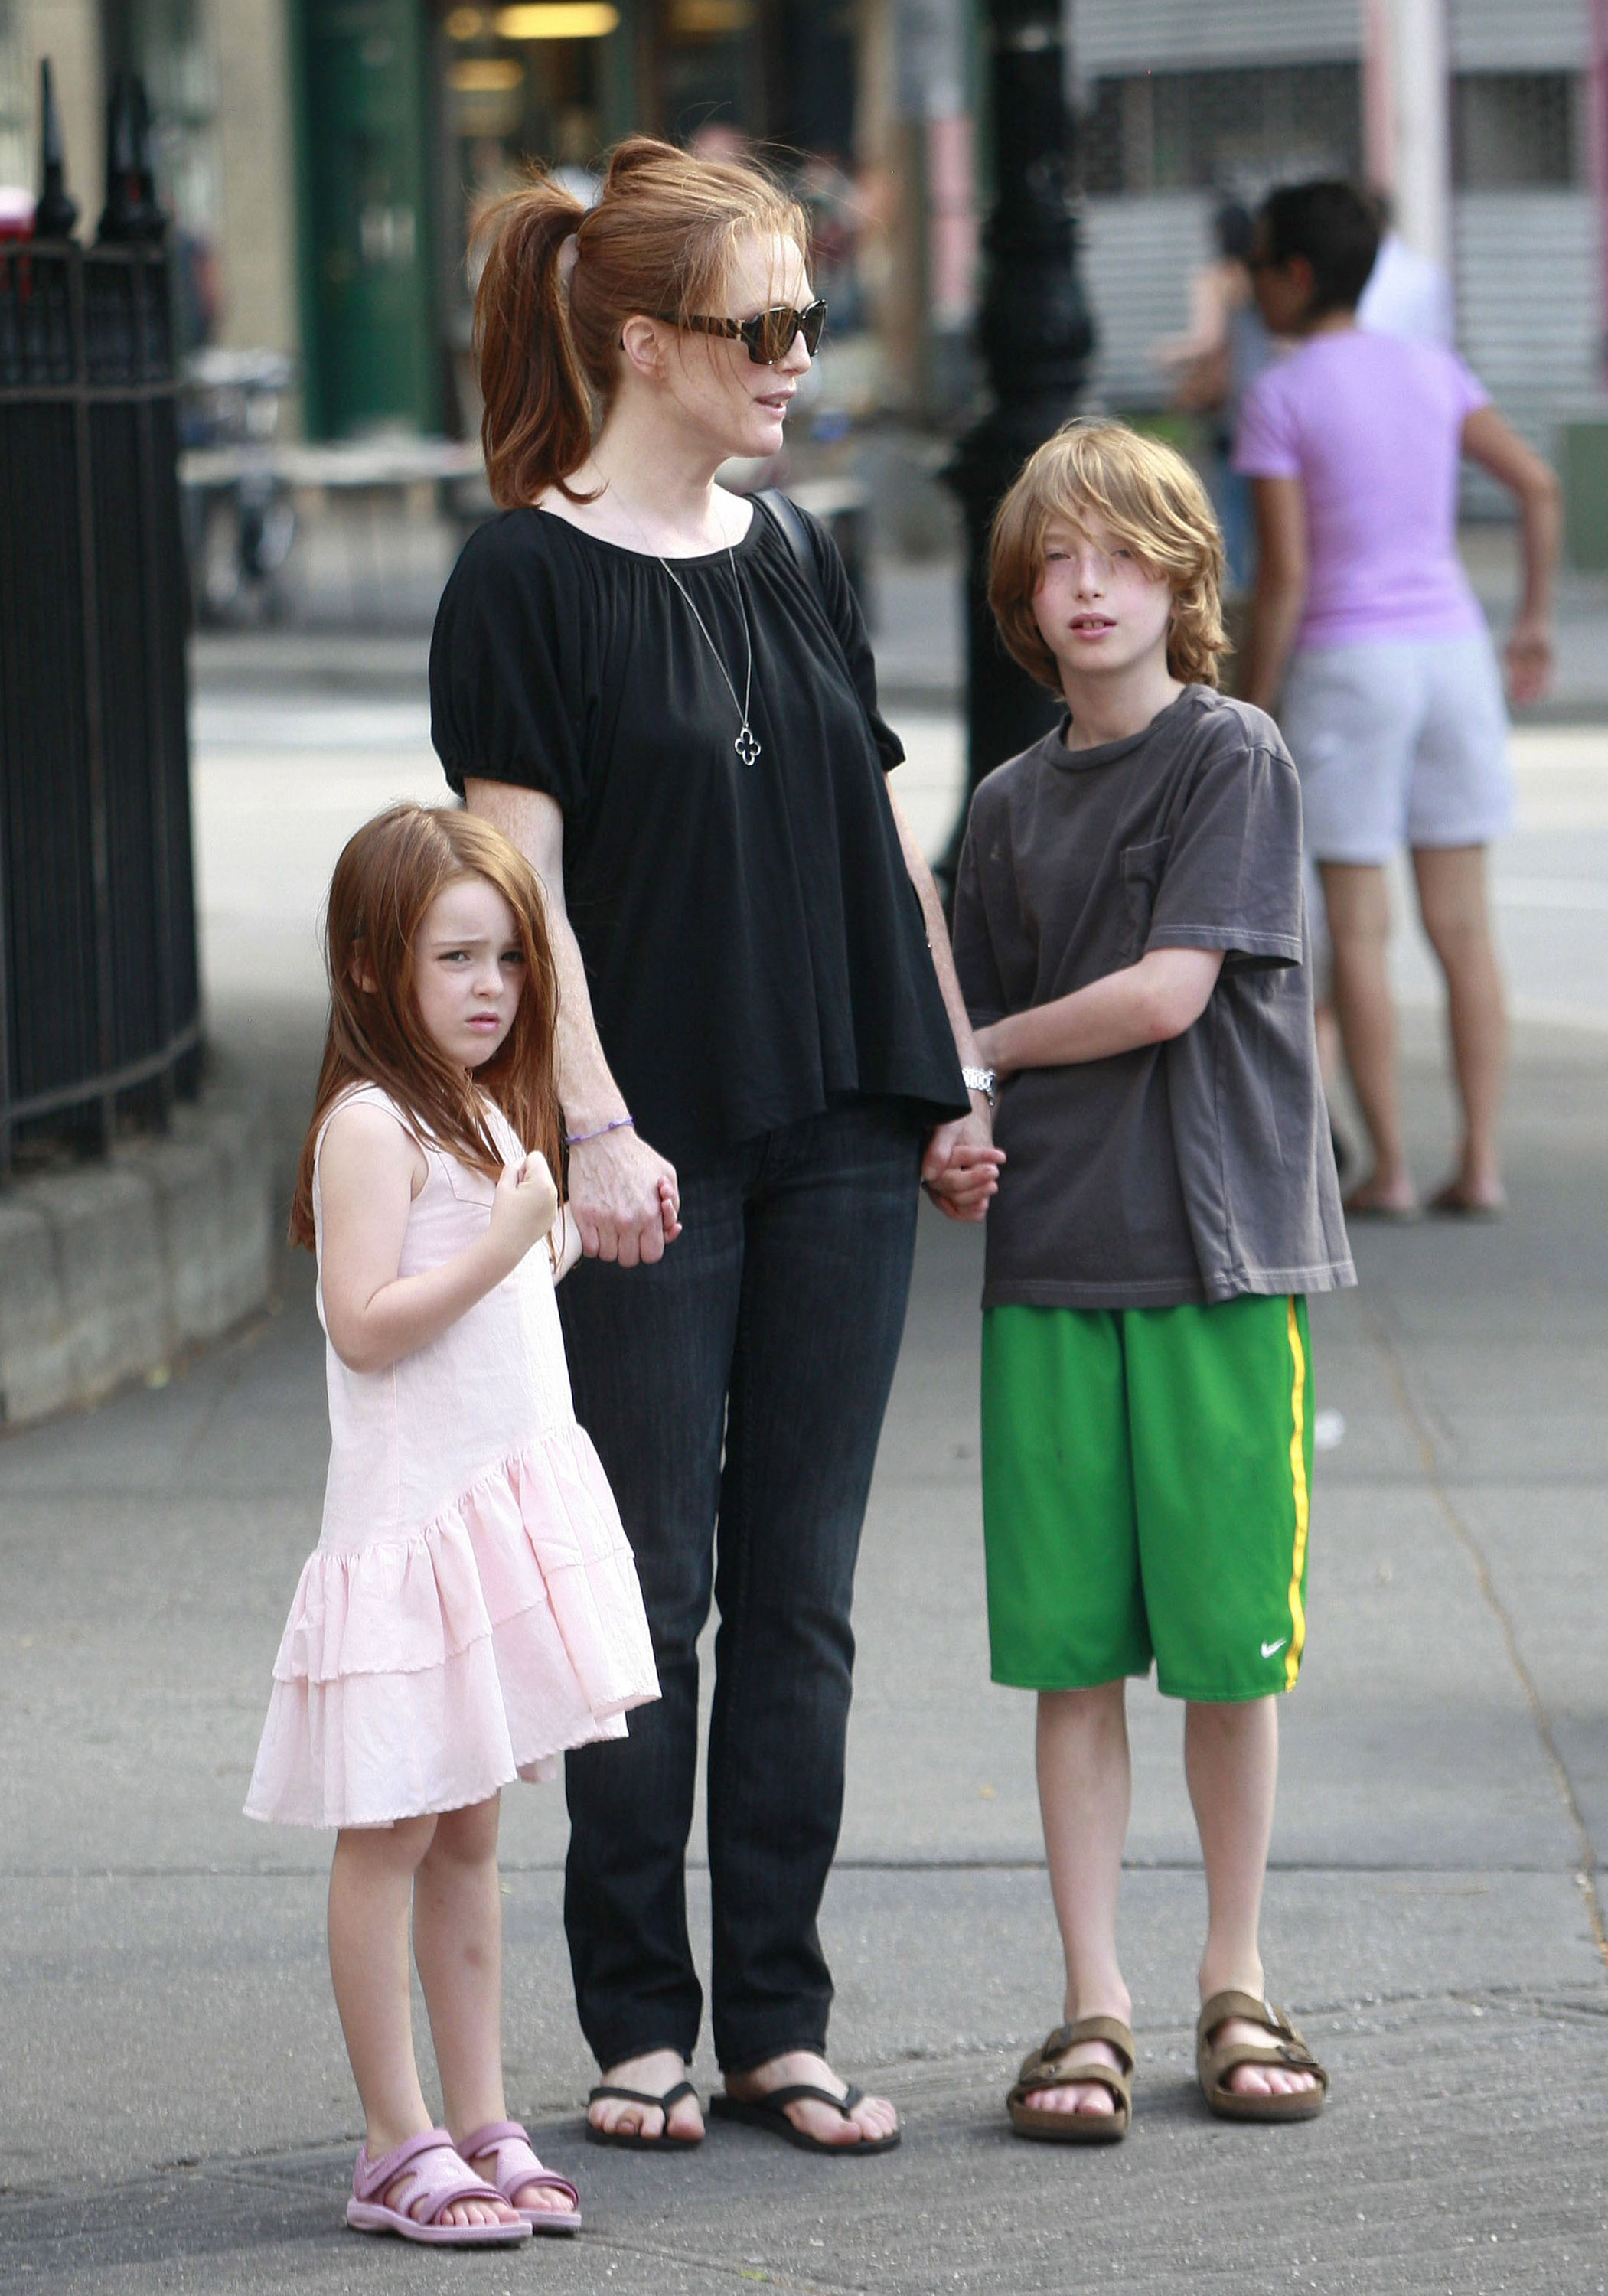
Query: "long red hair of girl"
289 804 563 1251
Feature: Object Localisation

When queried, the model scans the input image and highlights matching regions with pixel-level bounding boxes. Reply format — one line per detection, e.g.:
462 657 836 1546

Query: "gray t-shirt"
954 686 1355 1310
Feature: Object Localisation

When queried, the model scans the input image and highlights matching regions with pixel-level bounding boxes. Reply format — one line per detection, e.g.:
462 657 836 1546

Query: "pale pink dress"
245 1084 659 1829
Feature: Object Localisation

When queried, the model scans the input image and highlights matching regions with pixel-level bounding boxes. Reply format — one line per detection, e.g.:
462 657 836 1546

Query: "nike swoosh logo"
1261 1638 1288 1658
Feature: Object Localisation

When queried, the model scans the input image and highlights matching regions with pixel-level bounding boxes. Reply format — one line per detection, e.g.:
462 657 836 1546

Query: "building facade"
0 0 298 364
1 0 1601 470
1073 0 1607 474
0 0 906 432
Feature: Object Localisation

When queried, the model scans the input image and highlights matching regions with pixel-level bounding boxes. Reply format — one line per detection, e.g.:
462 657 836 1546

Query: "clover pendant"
735 726 762 765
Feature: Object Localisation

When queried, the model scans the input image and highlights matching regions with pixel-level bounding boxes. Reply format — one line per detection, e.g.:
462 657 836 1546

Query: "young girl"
245 802 660 2245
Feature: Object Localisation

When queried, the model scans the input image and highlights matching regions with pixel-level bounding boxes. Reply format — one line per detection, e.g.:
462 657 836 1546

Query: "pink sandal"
458 2118 582 2234
346 2128 532 2245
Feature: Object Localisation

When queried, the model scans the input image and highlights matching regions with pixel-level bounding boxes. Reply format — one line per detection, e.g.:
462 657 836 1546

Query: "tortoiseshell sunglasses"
657 298 827 365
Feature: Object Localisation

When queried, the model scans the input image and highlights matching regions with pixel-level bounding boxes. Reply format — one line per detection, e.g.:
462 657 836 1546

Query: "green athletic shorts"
980 1295 1313 1701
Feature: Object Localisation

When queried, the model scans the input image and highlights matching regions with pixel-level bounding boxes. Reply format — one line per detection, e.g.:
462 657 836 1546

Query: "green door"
298 0 435 436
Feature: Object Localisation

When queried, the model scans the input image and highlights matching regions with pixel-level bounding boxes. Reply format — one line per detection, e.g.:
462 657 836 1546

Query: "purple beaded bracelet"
564 1114 636 1148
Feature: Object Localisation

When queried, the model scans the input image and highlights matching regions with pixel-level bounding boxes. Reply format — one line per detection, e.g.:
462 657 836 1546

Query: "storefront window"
107 0 223 345
657 0 755 143
1080 65 1362 199
1453 73 1583 191
432 2 873 437
0 1 30 195
441 5 614 217
437 1 619 424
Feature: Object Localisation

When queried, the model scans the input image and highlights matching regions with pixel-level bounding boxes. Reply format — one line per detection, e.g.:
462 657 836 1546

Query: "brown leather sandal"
1195 1991 1329 2122
1006 2015 1133 2143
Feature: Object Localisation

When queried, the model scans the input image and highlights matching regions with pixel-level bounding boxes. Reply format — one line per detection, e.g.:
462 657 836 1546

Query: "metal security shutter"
1454 188 1608 505
1447 0 1585 73
1072 0 1360 76
1081 192 1214 409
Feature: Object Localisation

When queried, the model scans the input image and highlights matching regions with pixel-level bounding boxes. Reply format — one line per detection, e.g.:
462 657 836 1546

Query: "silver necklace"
657 548 761 765
604 488 762 765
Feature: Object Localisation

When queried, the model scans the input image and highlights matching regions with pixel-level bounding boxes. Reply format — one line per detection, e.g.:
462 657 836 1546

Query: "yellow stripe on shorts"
1283 1296 1310 1690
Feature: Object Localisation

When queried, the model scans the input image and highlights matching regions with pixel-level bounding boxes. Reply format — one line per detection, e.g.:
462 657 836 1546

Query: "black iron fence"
0 77 200 1176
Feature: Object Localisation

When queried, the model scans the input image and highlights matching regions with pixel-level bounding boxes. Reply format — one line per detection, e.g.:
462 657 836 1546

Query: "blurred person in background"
1358 195 1455 344
687 121 751 165
552 109 604 210
1235 180 1560 1219
1153 201 1277 597
1270 188 1452 1180
796 152 865 335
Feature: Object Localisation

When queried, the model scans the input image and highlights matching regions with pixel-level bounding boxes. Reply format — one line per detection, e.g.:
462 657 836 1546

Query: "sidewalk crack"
1367 1302 1607 1973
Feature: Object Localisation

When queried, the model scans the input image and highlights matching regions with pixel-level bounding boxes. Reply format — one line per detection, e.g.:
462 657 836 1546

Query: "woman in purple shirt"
1236 181 1559 1218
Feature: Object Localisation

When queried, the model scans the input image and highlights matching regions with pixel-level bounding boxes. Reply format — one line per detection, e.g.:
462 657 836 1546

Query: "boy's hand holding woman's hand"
921 1095 1005 1224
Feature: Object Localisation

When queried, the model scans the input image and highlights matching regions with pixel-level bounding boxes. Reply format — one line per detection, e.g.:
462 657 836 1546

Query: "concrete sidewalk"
1 989 1605 2294
4 632 1608 2288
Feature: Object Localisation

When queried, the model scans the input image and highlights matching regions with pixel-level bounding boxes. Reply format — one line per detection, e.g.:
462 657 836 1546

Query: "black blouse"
429 498 970 1170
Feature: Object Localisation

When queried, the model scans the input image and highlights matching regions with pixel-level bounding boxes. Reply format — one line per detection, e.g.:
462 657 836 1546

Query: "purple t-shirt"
1233 330 1489 651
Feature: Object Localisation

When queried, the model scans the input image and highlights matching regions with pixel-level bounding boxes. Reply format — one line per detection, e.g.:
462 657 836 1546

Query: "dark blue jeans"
559 1096 923 2074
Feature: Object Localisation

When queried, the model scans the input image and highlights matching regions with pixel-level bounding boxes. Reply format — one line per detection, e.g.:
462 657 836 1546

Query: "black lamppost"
938 0 1094 893
35 59 79 240
99 71 165 243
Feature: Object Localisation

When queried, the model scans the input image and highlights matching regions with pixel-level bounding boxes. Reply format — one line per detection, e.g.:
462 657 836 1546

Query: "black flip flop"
1342 1195 1421 1224
709 2082 900 2156
1427 1185 1503 1221
584 2079 703 2150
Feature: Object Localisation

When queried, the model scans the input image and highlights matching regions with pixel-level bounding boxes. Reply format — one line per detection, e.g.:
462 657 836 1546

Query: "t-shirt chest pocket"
1120 837 1173 964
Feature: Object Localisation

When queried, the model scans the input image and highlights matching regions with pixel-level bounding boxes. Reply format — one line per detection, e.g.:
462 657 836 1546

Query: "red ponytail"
474 176 594 510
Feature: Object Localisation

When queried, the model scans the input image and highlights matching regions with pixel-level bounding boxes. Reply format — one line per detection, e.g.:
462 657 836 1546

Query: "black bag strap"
755 487 822 598
755 487 889 755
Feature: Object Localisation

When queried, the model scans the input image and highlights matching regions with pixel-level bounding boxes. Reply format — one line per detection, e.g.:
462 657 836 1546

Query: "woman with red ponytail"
430 135 1001 2157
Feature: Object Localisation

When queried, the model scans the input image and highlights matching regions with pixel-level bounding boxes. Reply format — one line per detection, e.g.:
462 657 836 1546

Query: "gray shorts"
1280 632 1513 866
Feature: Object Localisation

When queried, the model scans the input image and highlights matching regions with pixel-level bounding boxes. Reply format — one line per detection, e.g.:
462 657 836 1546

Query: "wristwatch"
961 1064 997 1110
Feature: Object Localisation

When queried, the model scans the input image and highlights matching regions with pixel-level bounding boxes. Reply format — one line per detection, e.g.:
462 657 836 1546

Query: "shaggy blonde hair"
989 419 1228 692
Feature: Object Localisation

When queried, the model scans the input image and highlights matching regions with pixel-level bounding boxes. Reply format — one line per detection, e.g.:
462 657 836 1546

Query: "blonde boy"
953 419 1353 2140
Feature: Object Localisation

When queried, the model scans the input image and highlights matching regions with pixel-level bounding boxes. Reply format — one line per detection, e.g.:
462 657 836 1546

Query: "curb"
0 1061 274 1428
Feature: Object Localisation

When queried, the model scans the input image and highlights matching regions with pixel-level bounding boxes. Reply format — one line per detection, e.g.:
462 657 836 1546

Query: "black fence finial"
34 58 79 240
99 72 164 244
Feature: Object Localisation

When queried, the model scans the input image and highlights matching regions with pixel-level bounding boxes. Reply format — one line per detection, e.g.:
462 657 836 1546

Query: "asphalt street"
1 625 1605 2293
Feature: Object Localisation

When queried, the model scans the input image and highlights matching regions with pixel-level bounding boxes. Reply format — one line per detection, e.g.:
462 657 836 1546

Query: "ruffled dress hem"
243 1421 659 1831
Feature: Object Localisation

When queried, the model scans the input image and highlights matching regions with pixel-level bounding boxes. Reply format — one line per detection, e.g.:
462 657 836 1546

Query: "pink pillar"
1590 0 1608 386
1362 0 1395 193
927 110 977 328
1362 0 1450 266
